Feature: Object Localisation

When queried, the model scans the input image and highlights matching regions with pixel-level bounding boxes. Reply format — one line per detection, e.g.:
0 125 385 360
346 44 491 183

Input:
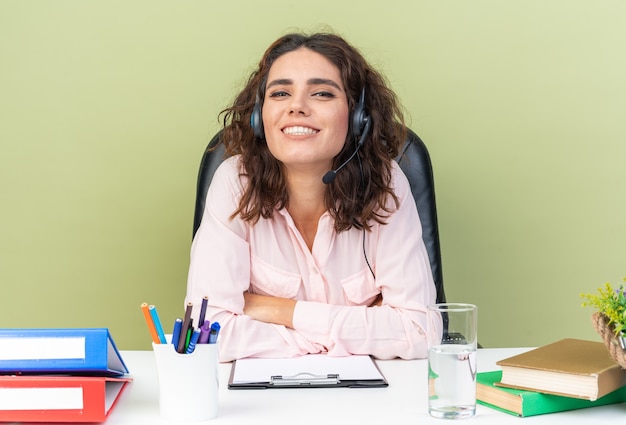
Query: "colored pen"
198 320 211 344
149 305 167 344
141 302 160 344
184 323 193 352
198 296 209 329
185 328 202 354
208 322 220 344
177 302 193 353
171 318 183 347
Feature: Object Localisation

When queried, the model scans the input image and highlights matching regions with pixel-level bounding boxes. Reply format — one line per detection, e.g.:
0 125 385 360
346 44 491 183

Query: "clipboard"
228 354 388 389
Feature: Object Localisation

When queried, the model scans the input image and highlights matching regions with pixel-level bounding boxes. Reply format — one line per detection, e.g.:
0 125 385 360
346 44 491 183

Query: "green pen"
184 326 193 352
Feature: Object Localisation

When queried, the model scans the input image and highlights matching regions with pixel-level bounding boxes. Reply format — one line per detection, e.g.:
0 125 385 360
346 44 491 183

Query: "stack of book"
477 338 626 417
0 328 131 423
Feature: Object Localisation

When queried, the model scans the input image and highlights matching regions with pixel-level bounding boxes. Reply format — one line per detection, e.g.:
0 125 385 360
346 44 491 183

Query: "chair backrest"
192 129 446 303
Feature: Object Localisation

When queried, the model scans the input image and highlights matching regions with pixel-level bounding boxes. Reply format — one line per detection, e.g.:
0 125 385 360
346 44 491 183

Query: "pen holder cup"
152 341 219 421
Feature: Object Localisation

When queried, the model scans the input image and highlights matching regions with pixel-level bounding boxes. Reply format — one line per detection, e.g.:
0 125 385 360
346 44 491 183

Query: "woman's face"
262 48 349 177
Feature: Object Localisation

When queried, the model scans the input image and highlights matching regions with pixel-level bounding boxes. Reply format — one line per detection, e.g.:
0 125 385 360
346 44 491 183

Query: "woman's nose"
288 93 310 115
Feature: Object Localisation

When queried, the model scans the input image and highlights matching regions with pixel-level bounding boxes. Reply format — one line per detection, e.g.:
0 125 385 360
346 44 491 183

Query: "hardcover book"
477 370 626 417
495 338 626 400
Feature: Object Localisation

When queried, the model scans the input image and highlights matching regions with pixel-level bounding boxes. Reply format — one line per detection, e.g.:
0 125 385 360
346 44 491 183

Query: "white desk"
100 348 625 424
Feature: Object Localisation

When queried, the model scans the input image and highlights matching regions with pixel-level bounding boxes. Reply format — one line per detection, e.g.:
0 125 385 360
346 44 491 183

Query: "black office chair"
192 129 446 304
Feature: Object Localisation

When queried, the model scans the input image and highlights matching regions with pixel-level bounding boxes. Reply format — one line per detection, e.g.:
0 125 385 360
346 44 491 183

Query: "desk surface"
46 348 626 424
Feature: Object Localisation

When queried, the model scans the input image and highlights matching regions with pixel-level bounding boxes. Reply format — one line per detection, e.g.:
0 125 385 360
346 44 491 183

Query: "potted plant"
581 279 626 368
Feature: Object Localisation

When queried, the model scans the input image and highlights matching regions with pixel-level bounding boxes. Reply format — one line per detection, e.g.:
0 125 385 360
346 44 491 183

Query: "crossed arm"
243 292 383 329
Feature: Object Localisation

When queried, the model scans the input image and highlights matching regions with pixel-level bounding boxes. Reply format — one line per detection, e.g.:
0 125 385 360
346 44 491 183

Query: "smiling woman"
184 32 439 362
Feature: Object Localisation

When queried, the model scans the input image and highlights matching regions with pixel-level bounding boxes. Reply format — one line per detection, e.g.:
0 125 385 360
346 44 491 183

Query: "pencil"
198 296 209 329
177 302 193 353
149 304 167 344
141 302 160 344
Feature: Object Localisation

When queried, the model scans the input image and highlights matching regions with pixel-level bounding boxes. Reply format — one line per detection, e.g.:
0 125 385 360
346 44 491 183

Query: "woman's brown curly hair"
218 32 407 232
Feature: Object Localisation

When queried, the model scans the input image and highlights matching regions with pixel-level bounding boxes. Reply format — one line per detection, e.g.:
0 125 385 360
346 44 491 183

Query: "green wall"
1 0 624 350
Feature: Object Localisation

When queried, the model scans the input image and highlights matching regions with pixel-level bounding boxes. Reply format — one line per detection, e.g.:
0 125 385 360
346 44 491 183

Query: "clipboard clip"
270 372 340 386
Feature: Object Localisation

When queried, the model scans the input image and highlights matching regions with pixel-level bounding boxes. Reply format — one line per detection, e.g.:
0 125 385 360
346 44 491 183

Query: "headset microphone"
322 118 371 184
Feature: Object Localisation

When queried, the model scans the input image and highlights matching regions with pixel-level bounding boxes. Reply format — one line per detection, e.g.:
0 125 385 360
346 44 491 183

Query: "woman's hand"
243 292 296 329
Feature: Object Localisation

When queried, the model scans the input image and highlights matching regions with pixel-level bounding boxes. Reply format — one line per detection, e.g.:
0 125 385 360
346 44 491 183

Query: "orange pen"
141 302 160 344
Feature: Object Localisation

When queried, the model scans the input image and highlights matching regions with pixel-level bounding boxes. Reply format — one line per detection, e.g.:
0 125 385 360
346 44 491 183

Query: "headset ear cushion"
251 101 264 139
350 88 368 138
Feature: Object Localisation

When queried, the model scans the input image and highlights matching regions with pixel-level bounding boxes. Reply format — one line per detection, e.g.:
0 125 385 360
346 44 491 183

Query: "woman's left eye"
313 91 335 98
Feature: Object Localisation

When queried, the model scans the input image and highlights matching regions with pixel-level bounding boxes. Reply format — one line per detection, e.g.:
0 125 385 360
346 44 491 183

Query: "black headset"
250 87 369 141
251 92 265 139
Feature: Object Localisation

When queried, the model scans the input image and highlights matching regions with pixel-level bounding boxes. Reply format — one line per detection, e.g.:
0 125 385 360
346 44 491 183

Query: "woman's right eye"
268 91 289 98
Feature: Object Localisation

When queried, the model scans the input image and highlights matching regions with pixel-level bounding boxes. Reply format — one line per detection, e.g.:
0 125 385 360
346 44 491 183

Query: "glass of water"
427 303 478 419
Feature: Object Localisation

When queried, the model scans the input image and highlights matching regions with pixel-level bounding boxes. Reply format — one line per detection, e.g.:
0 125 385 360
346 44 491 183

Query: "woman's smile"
282 126 319 136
